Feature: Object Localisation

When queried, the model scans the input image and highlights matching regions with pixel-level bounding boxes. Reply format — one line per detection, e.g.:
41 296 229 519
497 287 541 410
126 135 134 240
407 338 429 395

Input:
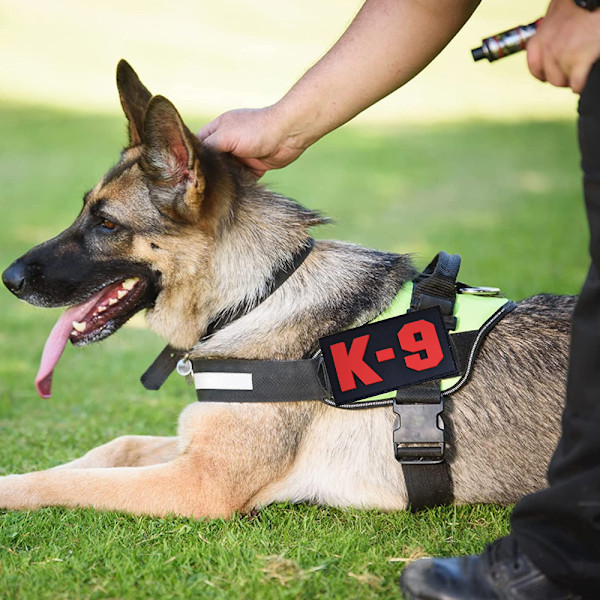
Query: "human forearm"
199 0 481 175
275 0 481 148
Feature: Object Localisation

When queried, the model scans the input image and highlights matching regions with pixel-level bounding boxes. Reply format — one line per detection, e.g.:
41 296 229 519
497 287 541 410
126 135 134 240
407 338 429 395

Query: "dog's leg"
53 435 179 469
0 459 229 518
0 403 309 518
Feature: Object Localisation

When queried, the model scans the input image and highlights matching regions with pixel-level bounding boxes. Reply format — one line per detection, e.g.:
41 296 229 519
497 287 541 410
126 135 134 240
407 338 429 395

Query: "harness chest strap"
186 288 515 406
394 251 461 511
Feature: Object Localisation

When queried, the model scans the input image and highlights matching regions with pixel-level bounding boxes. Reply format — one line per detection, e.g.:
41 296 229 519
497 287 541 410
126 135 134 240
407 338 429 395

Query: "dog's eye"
100 219 118 231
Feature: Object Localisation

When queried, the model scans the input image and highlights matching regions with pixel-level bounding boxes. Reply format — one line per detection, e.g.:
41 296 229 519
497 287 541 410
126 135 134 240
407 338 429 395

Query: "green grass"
0 504 511 600
0 101 586 599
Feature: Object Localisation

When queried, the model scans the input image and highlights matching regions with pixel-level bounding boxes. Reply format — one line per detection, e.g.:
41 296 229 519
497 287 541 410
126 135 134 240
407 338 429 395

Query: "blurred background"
0 0 578 120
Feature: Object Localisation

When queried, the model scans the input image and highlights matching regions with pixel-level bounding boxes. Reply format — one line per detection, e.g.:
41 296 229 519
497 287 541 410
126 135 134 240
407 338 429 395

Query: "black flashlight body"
472 20 541 62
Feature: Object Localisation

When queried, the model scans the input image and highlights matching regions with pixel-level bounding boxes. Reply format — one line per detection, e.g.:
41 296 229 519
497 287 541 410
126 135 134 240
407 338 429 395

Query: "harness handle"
410 251 461 330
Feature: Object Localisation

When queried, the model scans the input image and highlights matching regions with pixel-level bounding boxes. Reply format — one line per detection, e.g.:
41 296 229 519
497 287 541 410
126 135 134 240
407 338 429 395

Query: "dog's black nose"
2 261 26 296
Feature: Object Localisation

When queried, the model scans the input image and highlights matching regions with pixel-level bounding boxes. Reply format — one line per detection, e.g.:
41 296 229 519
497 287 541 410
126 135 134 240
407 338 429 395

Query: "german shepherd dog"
0 61 573 518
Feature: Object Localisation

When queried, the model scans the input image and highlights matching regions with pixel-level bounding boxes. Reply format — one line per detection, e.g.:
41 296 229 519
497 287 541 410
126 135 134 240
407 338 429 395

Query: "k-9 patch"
319 306 457 406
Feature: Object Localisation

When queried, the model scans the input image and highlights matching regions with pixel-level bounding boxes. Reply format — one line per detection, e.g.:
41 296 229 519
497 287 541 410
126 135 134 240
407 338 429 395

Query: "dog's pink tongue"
35 292 104 398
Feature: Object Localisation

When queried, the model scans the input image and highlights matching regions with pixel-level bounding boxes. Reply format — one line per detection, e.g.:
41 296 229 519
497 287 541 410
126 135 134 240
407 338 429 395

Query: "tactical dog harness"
142 246 516 510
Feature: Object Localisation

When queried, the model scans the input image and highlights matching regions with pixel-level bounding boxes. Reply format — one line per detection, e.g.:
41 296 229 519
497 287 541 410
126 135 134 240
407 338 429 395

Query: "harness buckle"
392 396 445 464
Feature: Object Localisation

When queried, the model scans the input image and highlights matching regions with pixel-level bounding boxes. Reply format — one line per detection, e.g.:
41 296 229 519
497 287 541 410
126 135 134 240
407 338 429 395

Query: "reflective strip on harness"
190 357 330 403
194 372 253 391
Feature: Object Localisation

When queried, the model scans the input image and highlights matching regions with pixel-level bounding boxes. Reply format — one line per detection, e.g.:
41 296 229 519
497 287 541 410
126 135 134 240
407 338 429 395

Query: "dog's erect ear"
141 95 206 222
116 59 152 147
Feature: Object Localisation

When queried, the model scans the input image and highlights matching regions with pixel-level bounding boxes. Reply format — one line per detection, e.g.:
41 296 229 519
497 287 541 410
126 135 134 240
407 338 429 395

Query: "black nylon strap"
398 251 461 510
393 379 454 510
206 239 315 337
182 328 480 406
411 251 461 329
191 357 329 402
141 239 315 391
141 345 185 391
402 460 454 510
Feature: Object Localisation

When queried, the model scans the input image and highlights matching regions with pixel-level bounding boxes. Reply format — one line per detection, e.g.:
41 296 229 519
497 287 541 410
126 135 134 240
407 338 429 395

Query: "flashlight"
472 19 541 62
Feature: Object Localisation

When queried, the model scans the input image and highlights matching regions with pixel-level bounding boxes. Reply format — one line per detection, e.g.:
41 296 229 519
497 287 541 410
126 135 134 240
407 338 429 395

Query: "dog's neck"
194 194 413 361
146 188 414 359
210 192 315 319
144 188 320 351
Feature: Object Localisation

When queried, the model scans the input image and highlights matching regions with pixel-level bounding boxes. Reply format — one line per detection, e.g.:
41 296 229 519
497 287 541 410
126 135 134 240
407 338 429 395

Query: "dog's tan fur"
0 62 573 518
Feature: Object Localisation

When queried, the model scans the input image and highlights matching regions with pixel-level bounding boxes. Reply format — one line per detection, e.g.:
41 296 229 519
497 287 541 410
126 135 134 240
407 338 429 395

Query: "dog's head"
2 60 245 397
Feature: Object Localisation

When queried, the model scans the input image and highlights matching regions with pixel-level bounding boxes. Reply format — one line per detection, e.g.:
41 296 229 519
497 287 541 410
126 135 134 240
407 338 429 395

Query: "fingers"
197 123 214 141
570 61 594 95
527 34 568 87
525 0 600 94
200 132 267 177
198 126 268 178
197 116 221 142
197 109 262 155
527 36 546 83
194 106 299 177
247 167 266 179
545 58 569 88
198 127 236 155
197 113 240 153
200 131 226 152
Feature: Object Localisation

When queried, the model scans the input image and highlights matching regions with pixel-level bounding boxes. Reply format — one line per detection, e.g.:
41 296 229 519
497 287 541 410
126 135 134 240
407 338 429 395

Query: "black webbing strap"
396 251 460 510
401 455 454 510
394 381 454 510
411 252 461 330
141 239 315 391
204 239 315 337
141 345 184 391
190 357 330 402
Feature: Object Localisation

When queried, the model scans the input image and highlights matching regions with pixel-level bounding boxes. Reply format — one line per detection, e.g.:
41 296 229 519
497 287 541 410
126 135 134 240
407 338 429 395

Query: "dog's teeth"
117 290 128 299
122 278 138 290
72 321 86 333
108 298 118 306
97 305 107 313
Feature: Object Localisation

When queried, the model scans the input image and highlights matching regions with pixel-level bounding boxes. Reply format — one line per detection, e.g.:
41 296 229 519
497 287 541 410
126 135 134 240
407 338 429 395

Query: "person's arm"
199 0 481 176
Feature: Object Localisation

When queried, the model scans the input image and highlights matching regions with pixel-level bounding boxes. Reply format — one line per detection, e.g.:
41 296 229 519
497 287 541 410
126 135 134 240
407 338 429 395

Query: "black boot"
399 536 583 600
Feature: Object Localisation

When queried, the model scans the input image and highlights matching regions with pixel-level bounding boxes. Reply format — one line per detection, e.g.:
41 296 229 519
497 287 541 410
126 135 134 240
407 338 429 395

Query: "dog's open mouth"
69 278 146 345
35 277 154 399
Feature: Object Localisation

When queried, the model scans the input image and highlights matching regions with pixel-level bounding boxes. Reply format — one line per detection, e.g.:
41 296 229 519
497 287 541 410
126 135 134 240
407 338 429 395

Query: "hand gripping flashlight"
471 19 541 62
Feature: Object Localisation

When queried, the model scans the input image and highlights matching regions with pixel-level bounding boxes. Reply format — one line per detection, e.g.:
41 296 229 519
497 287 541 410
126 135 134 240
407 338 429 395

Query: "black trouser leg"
510 62 600 598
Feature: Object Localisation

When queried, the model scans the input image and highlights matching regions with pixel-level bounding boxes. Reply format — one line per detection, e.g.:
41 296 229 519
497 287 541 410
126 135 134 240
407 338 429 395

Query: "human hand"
198 106 308 178
527 0 600 93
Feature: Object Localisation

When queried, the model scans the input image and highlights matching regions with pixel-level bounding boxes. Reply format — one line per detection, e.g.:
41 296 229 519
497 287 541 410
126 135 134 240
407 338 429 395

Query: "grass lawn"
0 101 586 599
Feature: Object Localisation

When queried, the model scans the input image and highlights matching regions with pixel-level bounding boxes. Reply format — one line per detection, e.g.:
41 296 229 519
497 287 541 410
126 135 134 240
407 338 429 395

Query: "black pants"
510 62 600 598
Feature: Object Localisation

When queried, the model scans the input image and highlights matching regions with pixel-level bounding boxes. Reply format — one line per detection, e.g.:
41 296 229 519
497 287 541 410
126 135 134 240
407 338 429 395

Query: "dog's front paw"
0 473 43 511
